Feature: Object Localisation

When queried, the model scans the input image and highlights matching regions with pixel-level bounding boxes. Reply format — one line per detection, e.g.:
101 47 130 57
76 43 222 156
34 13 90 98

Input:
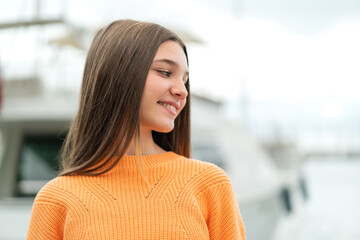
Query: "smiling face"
139 40 189 134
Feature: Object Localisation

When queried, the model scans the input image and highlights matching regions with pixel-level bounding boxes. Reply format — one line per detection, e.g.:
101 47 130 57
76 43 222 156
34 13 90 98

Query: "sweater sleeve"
196 169 246 240
27 201 67 239
27 181 68 240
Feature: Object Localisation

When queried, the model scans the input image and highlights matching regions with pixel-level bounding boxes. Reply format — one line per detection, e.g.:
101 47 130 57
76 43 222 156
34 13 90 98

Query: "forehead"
153 41 188 69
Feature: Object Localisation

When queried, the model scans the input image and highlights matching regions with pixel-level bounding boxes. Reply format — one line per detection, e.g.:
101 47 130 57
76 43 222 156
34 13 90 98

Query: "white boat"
0 12 288 239
0 82 284 239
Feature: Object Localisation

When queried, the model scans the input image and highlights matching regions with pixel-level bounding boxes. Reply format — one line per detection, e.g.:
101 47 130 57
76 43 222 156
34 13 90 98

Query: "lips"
158 101 179 115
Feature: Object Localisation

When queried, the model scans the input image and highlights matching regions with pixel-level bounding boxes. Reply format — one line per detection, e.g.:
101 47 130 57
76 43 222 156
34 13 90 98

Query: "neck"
126 128 166 156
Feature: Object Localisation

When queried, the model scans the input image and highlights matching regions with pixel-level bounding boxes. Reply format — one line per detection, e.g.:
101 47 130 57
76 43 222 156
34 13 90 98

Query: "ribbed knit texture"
27 152 246 239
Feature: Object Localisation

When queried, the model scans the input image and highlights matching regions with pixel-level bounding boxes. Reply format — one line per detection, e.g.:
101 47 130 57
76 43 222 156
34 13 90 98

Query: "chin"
153 124 175 133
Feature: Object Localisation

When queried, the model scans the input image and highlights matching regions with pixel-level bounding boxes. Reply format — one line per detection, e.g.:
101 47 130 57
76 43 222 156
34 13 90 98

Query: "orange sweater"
27 152 246 239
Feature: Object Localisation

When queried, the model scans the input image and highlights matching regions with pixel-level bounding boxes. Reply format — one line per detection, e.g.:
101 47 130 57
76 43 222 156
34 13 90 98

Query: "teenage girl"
27 19 246 240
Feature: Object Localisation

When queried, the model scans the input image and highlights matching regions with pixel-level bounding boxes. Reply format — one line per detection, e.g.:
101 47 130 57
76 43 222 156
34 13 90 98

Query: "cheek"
178 99 187 114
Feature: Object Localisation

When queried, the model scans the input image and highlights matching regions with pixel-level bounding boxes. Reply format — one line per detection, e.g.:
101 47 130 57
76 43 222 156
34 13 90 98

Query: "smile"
158 102 177 115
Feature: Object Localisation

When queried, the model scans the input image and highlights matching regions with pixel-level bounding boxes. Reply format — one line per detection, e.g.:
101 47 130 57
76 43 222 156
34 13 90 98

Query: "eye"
157 70 171 77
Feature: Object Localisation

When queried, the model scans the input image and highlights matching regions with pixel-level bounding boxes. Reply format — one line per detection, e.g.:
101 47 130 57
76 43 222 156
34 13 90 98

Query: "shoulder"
174 155 232 190
182 155 230 176
34 175 81 206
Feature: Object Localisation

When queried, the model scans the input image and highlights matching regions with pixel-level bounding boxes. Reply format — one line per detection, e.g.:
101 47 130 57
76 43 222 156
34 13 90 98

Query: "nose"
170 80 188 100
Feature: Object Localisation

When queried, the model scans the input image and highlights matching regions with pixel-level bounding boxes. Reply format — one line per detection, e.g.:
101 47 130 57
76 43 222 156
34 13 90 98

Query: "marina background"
1 0 360 239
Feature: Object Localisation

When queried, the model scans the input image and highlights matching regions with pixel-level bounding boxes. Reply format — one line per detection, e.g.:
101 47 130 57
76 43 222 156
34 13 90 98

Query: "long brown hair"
60 19 191 176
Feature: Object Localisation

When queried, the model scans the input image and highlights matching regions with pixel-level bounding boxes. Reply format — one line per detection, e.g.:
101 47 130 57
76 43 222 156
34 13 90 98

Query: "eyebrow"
153 58 189 76
153 58 177 65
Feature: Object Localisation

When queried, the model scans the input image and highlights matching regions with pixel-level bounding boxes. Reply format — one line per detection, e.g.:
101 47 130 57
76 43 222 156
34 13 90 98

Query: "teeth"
159 102 176 112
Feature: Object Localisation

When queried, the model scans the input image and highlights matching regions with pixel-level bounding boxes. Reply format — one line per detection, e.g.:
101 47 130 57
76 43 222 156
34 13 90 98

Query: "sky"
1 0 360 151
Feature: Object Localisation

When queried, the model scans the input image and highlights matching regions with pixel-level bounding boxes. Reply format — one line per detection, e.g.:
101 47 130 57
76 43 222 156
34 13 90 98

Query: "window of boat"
192 144 225 169
16 134 64 197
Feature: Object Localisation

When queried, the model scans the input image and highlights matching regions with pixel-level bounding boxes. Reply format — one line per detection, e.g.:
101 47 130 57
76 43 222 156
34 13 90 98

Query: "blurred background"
0 0 360 239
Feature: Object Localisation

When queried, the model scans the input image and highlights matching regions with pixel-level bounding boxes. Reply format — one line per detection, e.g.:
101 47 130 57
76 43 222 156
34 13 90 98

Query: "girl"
27 19 246 239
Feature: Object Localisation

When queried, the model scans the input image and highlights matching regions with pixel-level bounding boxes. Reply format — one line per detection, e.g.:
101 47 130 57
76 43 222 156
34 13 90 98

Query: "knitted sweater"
27 152 246 239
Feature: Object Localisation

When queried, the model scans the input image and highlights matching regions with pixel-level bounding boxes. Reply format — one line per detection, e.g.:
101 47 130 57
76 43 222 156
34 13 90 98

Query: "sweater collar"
110 151 180 170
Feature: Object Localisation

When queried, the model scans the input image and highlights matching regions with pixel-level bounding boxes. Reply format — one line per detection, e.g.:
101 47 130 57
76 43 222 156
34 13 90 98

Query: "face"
139 40 189 133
